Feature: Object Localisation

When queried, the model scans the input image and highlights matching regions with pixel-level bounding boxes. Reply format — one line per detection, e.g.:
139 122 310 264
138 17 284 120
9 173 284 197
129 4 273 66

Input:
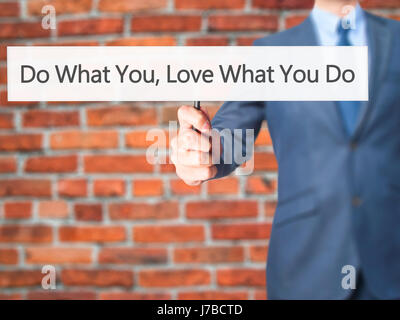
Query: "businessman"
170 0 400 299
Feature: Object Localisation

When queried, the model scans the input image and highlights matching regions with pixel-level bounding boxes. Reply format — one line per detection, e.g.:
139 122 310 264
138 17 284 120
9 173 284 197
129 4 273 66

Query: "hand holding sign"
170 105 218 186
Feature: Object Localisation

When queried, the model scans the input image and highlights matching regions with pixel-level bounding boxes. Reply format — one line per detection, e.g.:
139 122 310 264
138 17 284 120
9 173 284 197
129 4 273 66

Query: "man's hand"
170 105 218 186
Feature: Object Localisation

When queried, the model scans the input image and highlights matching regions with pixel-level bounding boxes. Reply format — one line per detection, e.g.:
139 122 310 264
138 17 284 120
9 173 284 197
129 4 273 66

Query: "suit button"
352 197 362 207
350 142 358 150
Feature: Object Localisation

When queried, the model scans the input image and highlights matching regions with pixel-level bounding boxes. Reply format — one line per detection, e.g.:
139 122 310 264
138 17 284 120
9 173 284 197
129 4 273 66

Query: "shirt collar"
311 3 365 36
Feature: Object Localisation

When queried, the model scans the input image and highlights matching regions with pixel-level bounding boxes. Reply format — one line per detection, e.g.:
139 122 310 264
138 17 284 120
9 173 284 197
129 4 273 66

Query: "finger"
171 148 213 167
176 165 217 182
178 128 211 152
177 105 211 132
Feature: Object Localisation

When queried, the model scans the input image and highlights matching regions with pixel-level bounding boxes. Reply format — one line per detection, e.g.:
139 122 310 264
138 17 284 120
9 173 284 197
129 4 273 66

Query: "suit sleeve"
211 100 265 179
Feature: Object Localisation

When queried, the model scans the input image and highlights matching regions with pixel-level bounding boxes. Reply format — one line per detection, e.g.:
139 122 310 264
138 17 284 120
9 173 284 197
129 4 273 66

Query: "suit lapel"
353 12 392 140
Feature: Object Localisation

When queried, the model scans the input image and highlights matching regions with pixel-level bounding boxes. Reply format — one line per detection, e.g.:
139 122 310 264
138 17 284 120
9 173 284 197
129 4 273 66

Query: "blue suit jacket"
211 12 400 299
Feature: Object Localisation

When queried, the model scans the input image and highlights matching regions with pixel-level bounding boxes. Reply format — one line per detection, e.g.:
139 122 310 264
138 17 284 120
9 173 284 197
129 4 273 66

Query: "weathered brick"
174 246 244 263
62 269 133 287
178 291 248 300
25 155 78 173
132 15 202 32
93 179 125 197
208 15 278 31
212 223 271 240
28 0 92 15
217 268 266 287
139 269 210 287
74 203 102 221
59 226 125 243
132 179 164 196
25 247 92 264
0 157 16 173
109 202 178 220
134 225 204 243
99 0 167 12
4 201 32 219
0 225 52 243
99 248 167 264
50 131 118 149
0 179 51 197
186 200 258 219
176 0 245 9
0 249 18 265
87 105 157 126
58 18 124 36
22 110 79 128
58 179 87 197
38 200 69 218
0 134 42 152
84 155 153 173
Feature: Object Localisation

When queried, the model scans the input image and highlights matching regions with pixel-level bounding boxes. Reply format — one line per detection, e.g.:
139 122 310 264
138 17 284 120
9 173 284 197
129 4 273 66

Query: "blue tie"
336 23 361 136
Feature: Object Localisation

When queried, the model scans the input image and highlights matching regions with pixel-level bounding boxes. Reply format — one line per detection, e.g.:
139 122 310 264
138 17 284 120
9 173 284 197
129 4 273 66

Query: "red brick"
131 15 202 32
125 130 169 149
109 202 178 220
58 18 124 36
170 179 201 195
139 269 210 287
99 292 171 300
174 246 244 263
27 291 96 300
28 0 92 15
25 247 92 264
176 0 245 9
0 179 51 197
99 248 167 264
253 152 278 171
134 225 204 243
93 179 125 197
255 128 272 146
25 155 77 173
4 201 32 219
0 293 22 300
212 223 271 240
59 226 125 243
362 0 400 8
62 269 133 287
0 43 23 61
0 270 43 287
249 245 269 262
245 177 277 194
186 36 229 46
0 134 42 152
0 157 16 173
0 249 18 265
265 200 277 217
252 0 313 9
0 22 50 39
0 90 38 107
74 203 102 221
84 155 153 173
254 290 267 300
0 225 52 243
22 110 79 128
0 66 7 84
133 179 164 196
0 113 13 129
207 177 239 195
217 268 266 287
87 105 157 126
208 15 278 31
285 15 307 29
186 200 258 219
178 291 248 300
50 130 118 149
38 200 68 219
58 179 87 197
99 0 167 12
107 36 176 46
0 2 20 17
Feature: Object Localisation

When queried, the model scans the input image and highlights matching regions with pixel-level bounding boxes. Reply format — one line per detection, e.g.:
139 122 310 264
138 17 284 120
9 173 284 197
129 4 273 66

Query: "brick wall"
0 0 399 300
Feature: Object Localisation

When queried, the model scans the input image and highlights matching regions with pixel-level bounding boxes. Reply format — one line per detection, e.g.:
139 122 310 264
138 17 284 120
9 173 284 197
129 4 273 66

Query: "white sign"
7 46 368 101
